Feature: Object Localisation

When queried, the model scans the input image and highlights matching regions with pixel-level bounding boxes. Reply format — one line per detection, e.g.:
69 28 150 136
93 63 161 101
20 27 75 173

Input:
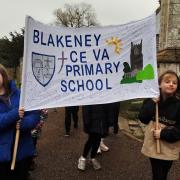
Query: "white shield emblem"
32 52 55 87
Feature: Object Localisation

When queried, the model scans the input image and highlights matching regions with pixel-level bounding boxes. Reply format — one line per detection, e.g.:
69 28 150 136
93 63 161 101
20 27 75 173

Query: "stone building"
156 0 180 75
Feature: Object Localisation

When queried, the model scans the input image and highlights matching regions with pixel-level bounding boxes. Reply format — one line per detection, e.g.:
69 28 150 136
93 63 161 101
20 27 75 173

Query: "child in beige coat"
139 70 180 180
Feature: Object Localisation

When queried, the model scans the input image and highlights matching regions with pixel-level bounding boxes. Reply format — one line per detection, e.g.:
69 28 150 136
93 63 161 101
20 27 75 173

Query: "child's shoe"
64 132 70 137
91 158 101 170
97 147 102 154
100 141 109 152
78 156 86 171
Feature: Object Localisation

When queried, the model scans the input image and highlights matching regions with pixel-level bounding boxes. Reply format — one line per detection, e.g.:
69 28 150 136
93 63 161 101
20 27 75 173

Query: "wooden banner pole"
155 103 161 154
11 121 21 170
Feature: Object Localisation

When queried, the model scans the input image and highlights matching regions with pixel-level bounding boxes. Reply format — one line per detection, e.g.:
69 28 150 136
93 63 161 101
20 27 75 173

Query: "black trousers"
113 102 120 134
150 158 173 180
65 106 79 133
0 161 12 180
83 133 101 159
0 157 32 180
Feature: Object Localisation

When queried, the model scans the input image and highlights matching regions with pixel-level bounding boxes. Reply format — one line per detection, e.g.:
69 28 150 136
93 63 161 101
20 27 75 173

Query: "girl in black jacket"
78 104 110 171
139 70 180 180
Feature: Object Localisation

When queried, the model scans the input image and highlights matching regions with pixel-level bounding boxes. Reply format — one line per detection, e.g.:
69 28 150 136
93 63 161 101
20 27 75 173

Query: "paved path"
31 108 180 180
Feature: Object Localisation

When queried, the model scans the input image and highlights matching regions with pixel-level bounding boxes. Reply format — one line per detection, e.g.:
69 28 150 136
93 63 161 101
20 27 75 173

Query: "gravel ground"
31 108 180 180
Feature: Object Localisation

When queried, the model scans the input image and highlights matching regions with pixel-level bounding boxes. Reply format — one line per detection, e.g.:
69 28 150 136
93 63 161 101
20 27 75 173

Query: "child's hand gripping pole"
11 107 24 170
155 103 161 154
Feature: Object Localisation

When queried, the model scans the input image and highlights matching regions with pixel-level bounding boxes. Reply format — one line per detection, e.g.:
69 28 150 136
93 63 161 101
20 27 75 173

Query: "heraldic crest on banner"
32 52 55 87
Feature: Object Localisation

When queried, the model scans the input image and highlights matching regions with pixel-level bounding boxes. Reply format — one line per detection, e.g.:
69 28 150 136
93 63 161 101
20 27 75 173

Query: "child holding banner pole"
139 70 180 180
0 64 40 179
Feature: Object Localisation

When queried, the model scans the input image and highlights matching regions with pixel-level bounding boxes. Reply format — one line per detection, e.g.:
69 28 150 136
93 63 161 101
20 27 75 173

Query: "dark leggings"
0 157 32 180
0 162 12 180
65 107 78 133
83 133 101 159
150 158 173 180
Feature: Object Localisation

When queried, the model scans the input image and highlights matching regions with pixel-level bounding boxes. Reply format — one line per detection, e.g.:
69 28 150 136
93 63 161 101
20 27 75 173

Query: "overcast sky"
0 0 159 38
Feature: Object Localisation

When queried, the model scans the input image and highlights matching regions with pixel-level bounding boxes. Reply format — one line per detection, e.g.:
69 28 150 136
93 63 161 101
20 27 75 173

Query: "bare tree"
53 3 99 27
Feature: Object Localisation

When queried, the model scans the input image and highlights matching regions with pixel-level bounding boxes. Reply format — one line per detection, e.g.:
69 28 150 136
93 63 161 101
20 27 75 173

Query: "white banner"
20 14 159 111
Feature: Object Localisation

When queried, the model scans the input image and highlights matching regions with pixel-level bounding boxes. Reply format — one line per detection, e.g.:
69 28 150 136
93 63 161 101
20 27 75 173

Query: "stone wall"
159 0 180 50
168 1 180 47
158 62 180 76
157 0 180 74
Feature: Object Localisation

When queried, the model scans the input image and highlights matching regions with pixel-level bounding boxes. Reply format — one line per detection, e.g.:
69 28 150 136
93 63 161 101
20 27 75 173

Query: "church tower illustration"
130 40 143 76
